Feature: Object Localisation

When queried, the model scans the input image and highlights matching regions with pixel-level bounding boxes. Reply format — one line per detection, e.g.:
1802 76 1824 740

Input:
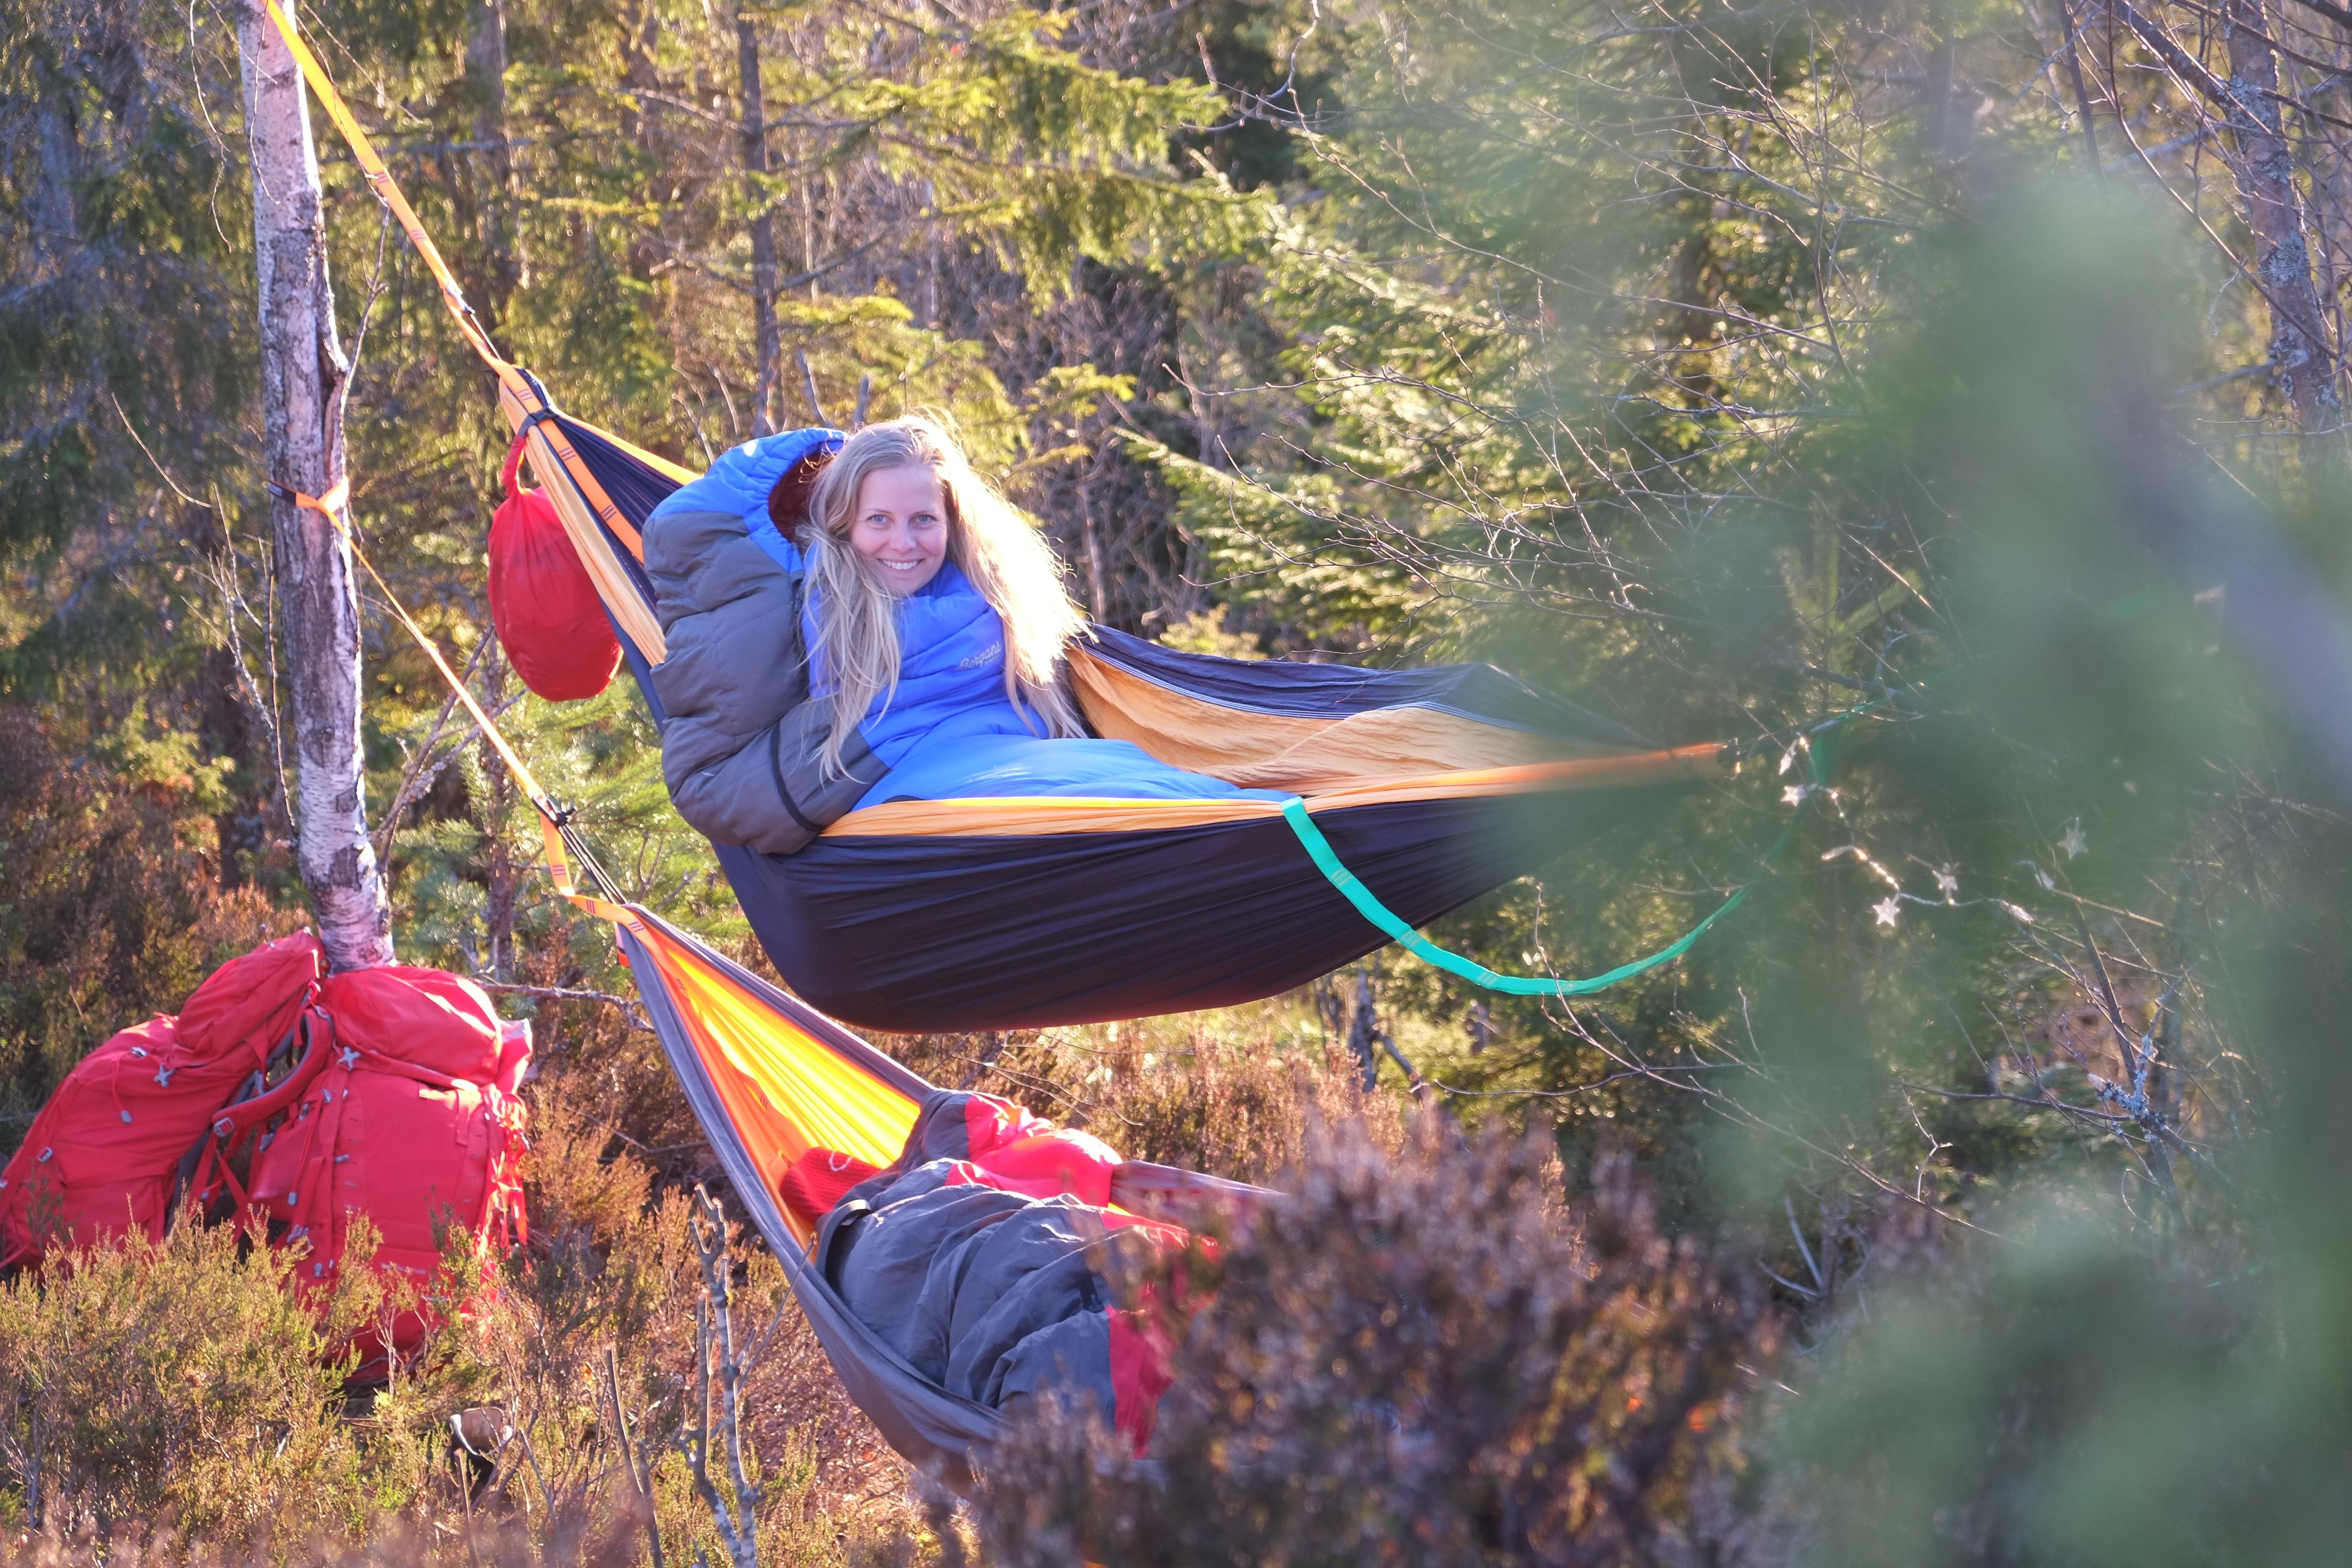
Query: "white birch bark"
236 2 394 971
2222 0 2339 429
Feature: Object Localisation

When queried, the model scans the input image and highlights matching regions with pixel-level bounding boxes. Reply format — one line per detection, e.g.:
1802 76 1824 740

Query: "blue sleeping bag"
700 441 1279 809
835 561 1286 809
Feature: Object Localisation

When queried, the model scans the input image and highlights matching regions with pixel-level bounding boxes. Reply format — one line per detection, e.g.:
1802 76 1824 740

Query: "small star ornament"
2058 820 2088 860
1872 895 1902 929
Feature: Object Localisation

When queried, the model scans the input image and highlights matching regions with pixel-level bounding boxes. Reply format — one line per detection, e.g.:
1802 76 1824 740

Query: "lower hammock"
612 899 1272 1487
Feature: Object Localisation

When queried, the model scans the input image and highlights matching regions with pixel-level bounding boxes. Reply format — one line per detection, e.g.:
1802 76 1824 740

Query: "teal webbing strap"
1280 723 1841 997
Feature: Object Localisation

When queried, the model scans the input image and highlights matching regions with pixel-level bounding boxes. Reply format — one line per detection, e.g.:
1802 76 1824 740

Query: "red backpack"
2 939 530 1371
227 964 531 1358
0 932 327 1268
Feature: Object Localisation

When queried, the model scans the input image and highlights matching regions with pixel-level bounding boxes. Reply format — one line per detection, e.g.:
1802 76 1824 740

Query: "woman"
643 414 1274 857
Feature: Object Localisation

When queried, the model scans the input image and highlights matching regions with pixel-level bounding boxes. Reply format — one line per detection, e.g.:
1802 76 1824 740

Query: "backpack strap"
212 1008 337 1136
172 1008 338 1230
347 1049 464 1091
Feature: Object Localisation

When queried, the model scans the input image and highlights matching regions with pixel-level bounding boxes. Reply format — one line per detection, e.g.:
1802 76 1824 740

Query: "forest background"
7 0 2352 1559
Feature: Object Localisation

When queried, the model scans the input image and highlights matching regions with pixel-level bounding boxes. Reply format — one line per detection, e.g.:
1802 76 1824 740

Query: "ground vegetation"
7 0 2352 1558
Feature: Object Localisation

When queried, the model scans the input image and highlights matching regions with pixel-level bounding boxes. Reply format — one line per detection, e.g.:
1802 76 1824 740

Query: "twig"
207 523 296 842
678 1187 761 1568
1378 1029 1432 1102
107 393 211 509
602 1347 667 1568
795 346 829 426
1786 1192 1827 1293
2048 0 2105 181
1427 1062 1742 1099
373 627 496 866
469 979 655 1035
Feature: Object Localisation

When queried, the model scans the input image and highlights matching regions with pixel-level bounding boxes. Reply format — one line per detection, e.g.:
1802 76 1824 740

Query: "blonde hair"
802 414 1089 776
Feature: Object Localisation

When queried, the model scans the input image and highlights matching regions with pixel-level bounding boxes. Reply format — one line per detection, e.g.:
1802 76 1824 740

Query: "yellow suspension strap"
268 480 636 928
257 0 666 662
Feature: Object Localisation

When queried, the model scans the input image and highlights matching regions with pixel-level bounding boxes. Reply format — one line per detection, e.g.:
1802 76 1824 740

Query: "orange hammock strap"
257 0 648 566
268 476 348 515
259 0 511 383
292 477 629 923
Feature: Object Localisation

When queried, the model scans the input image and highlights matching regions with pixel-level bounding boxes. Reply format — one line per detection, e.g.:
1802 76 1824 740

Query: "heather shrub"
490 1089 909 1560
0 1509 650 1568
890 1013 1389 1183
974 1115 1788 1567
0 1218 436 1543
0 707 295 1147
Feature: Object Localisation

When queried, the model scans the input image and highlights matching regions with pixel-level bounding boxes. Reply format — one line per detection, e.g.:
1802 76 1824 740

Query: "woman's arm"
641 432 882 854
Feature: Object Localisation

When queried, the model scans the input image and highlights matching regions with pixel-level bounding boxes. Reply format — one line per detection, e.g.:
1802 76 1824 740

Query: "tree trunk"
237 1 395 972
467 0 513 191
2222 0 2338 428
463 0 522 321
739 12 781 436
1078 487 1110 622
33 92 79 276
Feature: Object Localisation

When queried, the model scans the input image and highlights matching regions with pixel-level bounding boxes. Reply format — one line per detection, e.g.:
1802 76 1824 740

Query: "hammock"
258 1 1734 1035
251 0 1737 1483
586 899 1261 1487
554 420 1718 1029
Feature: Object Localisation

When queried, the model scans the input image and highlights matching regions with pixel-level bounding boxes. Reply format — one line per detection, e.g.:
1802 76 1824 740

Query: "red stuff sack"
242 964 530 1363
0 932 326 1269
488 431 621 701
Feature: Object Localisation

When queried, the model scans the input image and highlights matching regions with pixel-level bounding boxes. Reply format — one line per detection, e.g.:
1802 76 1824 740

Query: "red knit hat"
778 1147 881 1227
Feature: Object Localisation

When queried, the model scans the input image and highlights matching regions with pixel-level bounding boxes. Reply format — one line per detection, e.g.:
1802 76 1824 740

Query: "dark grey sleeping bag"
816 1096 1165 1427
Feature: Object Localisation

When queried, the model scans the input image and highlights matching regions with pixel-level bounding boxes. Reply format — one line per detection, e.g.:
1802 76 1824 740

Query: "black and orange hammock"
255 0 1771 1482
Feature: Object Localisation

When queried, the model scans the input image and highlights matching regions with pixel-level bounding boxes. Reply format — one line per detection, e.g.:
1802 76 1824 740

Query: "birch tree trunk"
2221 0 2338 429
738 11 782 436
237 1 395 971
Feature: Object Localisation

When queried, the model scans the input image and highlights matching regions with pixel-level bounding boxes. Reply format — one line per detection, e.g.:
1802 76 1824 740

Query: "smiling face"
848 464 951 595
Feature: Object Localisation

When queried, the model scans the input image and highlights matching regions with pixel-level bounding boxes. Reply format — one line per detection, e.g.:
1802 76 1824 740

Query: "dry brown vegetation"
0 1089 913 1563
1 993 1814 1567
0 710 290 1127
0 999 1425 1564
982 1119 1791 1568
